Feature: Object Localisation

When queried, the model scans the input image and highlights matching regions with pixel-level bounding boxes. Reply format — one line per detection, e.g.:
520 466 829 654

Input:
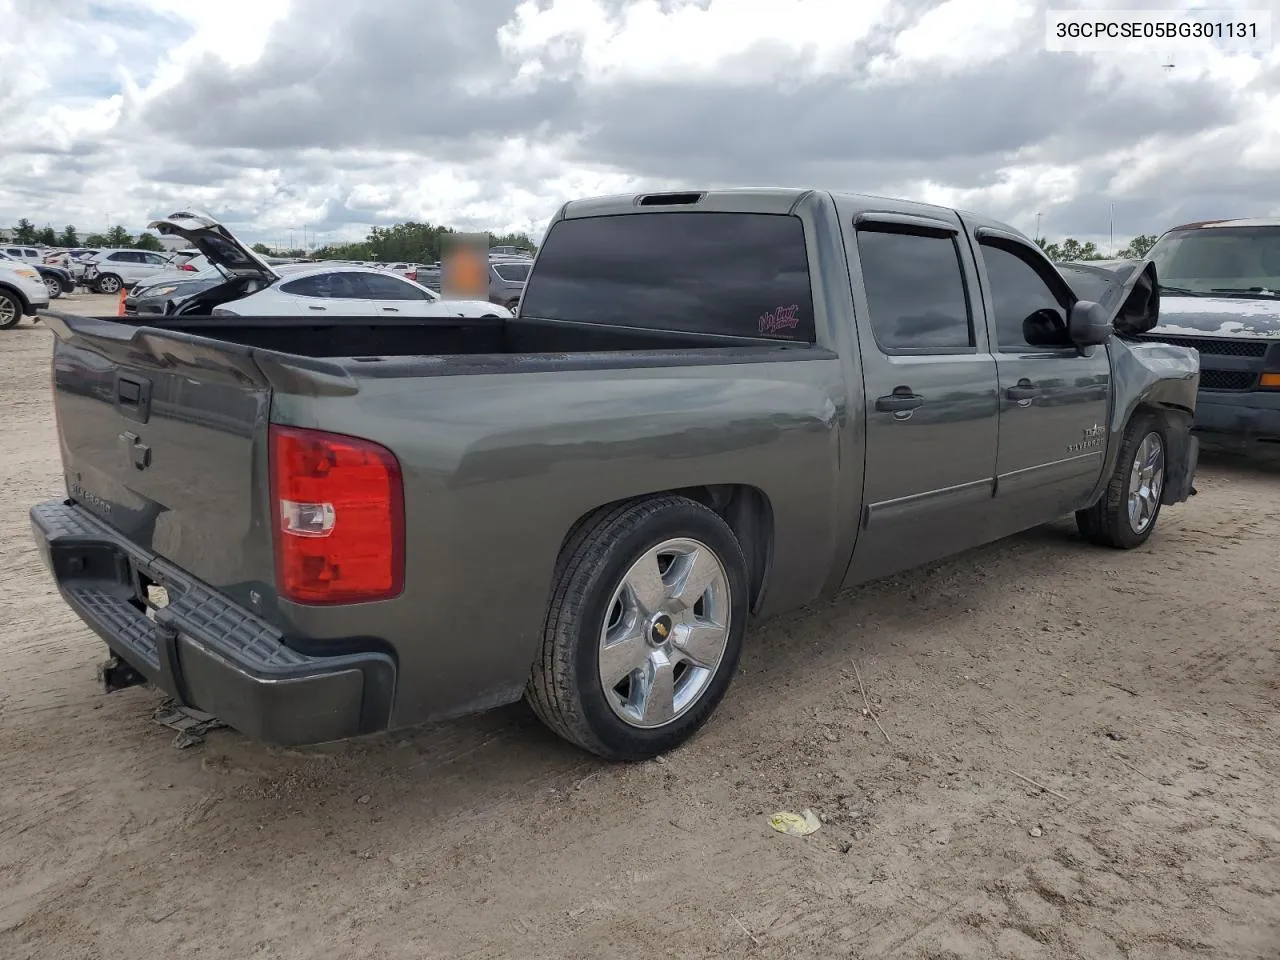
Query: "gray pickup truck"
31 188 1200 761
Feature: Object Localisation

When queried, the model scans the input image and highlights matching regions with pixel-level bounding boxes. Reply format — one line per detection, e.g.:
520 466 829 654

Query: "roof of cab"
553 187 1033 248
1165 217 1280 231
557 187 999 229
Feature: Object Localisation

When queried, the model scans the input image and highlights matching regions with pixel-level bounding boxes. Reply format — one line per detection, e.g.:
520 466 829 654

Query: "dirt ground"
2 295 1278 960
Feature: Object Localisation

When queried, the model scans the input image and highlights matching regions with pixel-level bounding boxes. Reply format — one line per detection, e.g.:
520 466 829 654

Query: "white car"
82 249 176 293
0 259 51 329
144 210 510 319
213 264 512 318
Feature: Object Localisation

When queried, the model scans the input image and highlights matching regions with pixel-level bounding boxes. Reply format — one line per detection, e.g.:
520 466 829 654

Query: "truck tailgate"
47 313 274 597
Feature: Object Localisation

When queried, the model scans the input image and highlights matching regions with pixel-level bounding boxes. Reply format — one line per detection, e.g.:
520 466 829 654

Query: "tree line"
256 220 538 263
1035 234 1159 261
7 218 166 251
7 216 537 263
10 214 1157 266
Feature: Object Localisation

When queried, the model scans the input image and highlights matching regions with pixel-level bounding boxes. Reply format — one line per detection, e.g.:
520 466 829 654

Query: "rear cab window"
519 212 816 342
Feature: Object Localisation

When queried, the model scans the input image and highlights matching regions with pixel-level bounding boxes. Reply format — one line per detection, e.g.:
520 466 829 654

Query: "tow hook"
99 654 147 693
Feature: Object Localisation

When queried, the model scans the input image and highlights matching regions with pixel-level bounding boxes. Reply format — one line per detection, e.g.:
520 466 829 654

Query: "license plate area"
137 573 172 622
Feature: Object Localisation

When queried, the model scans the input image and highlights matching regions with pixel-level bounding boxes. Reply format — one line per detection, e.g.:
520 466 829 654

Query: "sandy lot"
2 296 1278 960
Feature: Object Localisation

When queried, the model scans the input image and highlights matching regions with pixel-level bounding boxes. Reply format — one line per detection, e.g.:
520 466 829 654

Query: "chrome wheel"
97 275 121 294
44 276 61 298
0 294 17 327
1127 431 1164 534
598 537 732 729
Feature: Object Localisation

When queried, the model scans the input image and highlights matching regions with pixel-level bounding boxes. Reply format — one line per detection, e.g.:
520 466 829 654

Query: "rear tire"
526 495 749 760
44 276 62 299
0 289 22 329
96 274 122 295
1076 410 1168 549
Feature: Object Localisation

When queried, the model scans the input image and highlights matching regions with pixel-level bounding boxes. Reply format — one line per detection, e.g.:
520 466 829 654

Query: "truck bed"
68 313 819 362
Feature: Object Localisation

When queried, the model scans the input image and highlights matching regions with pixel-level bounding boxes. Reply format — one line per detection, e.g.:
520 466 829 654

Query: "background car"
66 249 103 285
0 258 50 328
0 250 73 300
489 257 530 309
2 244 44 264
211 264 512 318
81 249 175 293
122 275 227 317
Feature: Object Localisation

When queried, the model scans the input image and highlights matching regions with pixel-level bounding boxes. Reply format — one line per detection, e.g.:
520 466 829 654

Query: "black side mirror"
1022 308 1072 347
1067 300 1112 346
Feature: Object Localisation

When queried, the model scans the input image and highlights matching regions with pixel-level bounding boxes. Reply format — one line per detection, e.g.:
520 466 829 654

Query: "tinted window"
360 272 428 300
107 251 138 263
856 228 973 350
280 272 369 299
980 243 1071 350
494 262 530 283
24 249 39 258
519 212 815 341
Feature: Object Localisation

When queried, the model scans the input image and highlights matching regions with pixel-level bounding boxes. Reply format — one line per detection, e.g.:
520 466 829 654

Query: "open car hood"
1053 258 1160 336
147 211 279 283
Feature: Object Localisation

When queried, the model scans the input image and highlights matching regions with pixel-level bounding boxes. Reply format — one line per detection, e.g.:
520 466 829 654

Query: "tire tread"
526 495 745 759
1076 410 1164 549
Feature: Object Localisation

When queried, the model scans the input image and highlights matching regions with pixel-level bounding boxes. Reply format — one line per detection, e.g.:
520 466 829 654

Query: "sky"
0 0 1277 252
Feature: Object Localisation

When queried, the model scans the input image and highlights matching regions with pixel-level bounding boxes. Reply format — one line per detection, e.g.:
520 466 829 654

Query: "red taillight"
178 263 196 271
268 424 404 605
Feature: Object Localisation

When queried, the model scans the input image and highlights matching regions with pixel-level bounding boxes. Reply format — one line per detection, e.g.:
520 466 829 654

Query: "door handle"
875 392 925 413
307 305 326 311
1006 380 1041 403
380 306 400 312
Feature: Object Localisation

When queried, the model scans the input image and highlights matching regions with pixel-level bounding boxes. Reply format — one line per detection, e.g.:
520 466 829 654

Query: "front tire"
44 276 62 299
0 289 22 329
96 274 122 295
1076 411 1168 549
527 496 749 760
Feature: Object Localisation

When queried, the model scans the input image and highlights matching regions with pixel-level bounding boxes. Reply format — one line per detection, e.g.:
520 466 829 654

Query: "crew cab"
1130 218 1280 447
30 188 1200 761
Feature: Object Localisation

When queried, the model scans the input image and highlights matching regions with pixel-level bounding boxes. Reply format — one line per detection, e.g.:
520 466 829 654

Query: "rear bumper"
1193 390 1280 443
30 499 396 746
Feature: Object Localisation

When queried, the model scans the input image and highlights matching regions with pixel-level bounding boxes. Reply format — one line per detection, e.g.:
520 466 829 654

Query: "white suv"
0 259 51 328
2 245 43 264
83 249 175 293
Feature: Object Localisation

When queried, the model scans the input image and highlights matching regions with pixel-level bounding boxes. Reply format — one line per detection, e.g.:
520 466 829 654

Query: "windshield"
1148 225 1280 298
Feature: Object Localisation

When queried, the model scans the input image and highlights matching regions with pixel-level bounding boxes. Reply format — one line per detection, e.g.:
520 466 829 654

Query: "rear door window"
519 212 816 341
359 271 431 300
855 227 975 352
493 262 530 283
280 272 369 299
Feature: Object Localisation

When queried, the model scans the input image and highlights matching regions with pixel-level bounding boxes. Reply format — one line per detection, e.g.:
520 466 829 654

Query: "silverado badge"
1067 423 1107 453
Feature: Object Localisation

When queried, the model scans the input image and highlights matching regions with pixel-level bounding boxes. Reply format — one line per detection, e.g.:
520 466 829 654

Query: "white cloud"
0 0 1277 251
499 0 894 86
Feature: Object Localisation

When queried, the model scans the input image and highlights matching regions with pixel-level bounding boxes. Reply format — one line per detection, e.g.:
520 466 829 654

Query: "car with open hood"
1122 218 1280 447
146 212 511 319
